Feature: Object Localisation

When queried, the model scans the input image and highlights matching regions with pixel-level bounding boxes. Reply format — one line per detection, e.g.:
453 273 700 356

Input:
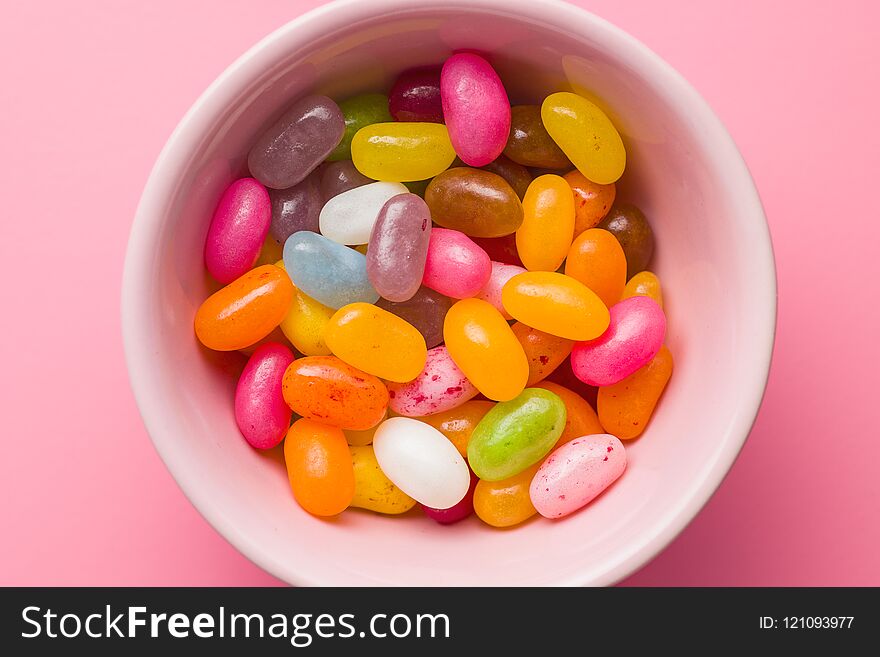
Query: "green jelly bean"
467 388 566 481
328 94 392 162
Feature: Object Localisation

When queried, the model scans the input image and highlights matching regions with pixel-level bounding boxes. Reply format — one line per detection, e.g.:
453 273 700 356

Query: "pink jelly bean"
475 261 527 319
530 434 626 519
234 343 295 449
440 53 511 167
422 227 491 299
570 296 666 386
386 345 478 416
204 178 271 284
422 470 478 524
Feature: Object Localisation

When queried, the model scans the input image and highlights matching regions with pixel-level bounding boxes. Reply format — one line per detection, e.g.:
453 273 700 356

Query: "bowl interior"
124 0 774 585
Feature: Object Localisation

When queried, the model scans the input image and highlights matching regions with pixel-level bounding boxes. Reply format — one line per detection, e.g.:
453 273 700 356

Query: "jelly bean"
597 345 673 439
597 202 655 278
511 322 574 386
541 92 626 185
473 463 540 528
422 228 491 299
253 234 283 268
349 445 416 514
204 178 271 284
376 287 453 349
366 194 431 302
319 181 408 245
480 155 532 199
425 168 523 238
517 174 575 271
248 95 345 189
276 263 335 356
621 270 663 308
422 470 478 524
325 303 427 383
570 296 666 386
468 388 566 481
268 171 322 244
284 418 355 516
471 234 524 267
444 298 528 402
344 410 387 446
319 160 373 201
501 271 610 341
352 122 456 182
328 93 392 162
441 53 510 167
504 105 570 169
533 380 603 450
195 265 294 351
389 67 443 123
281 355 388 430
530 434 626 519
564 170 616 237
476 261 527 319
234 343 295 450
545 356 599 408
564 228 627 307
386 345 478 417
283 231 378 309
418 400 495 458
373 417 471 509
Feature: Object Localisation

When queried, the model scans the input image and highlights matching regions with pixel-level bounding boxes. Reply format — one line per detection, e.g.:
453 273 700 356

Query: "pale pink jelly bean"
386 345 478 416
204 178 271 284
475 261 527 319
530 434 626 519
422 227 491 299
234 343 295 449
570 296 666 386
441 53 511 167
422 470 477 524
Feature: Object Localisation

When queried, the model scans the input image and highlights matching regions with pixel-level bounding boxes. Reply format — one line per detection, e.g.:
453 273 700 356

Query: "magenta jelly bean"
571 296 666 386
441 53 511 167
204 177 271 284
422 470 478 524
476 261 527 319
386 345 478 416
389 67 443 123
367 193 432 302
268 170 322 243
234 343 296 449
422 227 491 299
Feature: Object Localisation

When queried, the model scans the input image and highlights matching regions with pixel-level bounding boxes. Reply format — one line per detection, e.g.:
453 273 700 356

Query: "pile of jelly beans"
194 52 673 527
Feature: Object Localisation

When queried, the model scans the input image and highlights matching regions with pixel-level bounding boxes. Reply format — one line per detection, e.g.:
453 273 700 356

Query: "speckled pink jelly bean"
570 296 666 386
530 434 626 519
422 227 491 299
422 470 478 524
476 261 527 319
386 345 478 416
204 178 271 284
441 53 511 167
234 343 295 449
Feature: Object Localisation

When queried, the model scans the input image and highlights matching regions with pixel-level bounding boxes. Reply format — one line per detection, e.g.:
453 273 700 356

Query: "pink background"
2 0 877 586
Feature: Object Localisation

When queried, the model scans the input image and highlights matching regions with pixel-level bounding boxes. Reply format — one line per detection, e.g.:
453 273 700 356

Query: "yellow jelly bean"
621 270 664 309
516 174 575 272
349 445 417 514
501 271 610 341
541 92 625 185
351 122 457 182
325 303 427 383
473 463 540 528
253 235 283 267
344 410 387 446
275 260 335 356
443 298 528 402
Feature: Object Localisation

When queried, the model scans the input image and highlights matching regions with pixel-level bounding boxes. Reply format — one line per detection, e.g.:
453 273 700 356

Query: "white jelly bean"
319 181 408 245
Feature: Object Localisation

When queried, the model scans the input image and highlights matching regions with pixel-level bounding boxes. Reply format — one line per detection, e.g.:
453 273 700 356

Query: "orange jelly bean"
282 356 388 431
325 303 427 383
621 270 664 309
473 463 540 528
563 170 616 237
284 418 355 516
516 174 575 272
564 228 627 307
418 400 495 457
194 264 294 351
443 298 528 402
534 380 603 450
511 322 573 386
501 271 609 341
597 345 673 439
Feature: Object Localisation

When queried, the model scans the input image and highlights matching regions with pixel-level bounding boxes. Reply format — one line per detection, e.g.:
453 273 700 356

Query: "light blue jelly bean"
283 231 379 309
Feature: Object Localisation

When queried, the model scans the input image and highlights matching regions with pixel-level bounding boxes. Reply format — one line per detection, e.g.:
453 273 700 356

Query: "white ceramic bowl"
123 0 776 586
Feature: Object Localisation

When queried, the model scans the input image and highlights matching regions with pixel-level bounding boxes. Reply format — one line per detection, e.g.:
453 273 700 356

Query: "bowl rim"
122 0 777 586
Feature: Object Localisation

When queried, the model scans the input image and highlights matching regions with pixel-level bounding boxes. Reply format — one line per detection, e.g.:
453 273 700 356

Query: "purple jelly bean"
234 343 296 449
319 160 373 201
204 177 271 284
268 170 322 244
248 95 345 189
422 470 478 524
389 67 444 123
367 194 432 303
376 287 454 349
